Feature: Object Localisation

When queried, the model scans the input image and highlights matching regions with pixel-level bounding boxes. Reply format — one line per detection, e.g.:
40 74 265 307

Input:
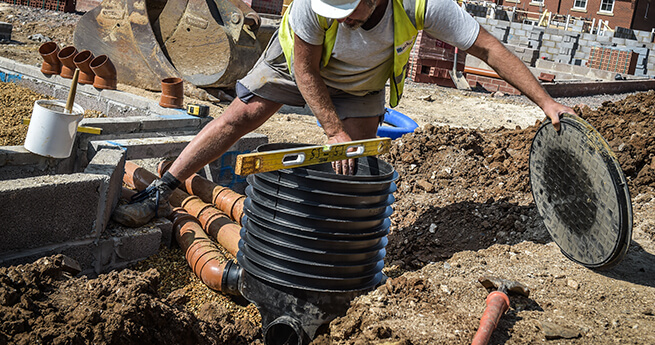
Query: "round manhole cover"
529 113 632 269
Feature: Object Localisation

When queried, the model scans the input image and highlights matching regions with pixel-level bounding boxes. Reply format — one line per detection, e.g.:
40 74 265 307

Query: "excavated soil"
1 4 655 344
2 80 655 344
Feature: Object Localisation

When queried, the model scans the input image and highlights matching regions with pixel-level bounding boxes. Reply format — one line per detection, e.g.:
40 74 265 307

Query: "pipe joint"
264 316 308 345
221 260 242 295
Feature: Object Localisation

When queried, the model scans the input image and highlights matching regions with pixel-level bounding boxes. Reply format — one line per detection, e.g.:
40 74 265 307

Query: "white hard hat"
311 0 362 19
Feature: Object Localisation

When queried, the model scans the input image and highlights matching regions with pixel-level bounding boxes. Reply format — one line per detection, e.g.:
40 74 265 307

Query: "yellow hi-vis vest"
278 0 426 108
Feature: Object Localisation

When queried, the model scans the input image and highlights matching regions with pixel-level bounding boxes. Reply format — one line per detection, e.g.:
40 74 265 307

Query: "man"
113 0 574 227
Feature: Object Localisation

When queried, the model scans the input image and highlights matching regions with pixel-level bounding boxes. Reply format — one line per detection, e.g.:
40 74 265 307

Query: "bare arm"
465 27 574 130
293 34 355 174
293 34 351 141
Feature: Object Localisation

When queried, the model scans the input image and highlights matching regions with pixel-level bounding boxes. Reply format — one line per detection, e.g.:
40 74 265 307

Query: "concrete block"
596 35 612 43
0 173 107 253
89 135 196 160
153 218 174 248
582 33 596 41
542 40 556 48
550 34 564 42
140 115 207 131
0 146 77 180
611 38 626 46
571 65 590 76
84 148 126 235
101 89 152 110
80 117 144 134
113 227 162 263
105 99 142 118
545 27 563 35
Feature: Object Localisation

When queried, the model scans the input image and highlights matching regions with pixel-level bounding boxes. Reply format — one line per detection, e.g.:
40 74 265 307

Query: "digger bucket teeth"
74 0 263 91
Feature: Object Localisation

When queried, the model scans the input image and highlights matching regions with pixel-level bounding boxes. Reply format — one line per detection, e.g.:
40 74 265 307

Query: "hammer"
471 276 530 345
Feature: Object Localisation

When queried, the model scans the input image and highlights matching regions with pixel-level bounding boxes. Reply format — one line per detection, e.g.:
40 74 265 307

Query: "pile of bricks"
241 0 283 14
407 31 466 88
587 46 640 75
464 73 521 95
2 0 75 12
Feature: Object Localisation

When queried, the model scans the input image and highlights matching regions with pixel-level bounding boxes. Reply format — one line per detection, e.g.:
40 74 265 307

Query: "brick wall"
522 0 635 31
465 73 521 95
407 31 465 88
2 0 75 12
588 46 640 74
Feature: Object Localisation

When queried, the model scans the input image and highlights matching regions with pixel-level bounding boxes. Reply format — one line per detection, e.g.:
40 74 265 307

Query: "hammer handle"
471 291 510 345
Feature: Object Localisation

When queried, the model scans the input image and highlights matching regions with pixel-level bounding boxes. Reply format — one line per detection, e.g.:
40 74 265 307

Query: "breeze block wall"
473 16 655 77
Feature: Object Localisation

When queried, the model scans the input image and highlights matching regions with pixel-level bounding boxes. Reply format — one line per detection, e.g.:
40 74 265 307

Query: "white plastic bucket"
24 100 84 158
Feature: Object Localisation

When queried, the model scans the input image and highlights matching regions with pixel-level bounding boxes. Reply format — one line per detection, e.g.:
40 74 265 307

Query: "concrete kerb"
0 56 200 119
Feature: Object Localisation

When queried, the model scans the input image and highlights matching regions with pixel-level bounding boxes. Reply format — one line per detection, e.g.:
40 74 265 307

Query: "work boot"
112 179 174 227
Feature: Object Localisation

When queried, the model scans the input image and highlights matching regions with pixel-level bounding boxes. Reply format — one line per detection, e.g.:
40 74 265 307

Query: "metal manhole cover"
529 113 632 269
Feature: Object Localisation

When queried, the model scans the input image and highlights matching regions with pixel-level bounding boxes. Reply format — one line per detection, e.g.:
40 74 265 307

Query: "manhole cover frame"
529 113 632 269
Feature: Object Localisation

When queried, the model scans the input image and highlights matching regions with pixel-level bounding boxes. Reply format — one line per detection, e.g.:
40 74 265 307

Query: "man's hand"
327 132 357 175
541 100 576 132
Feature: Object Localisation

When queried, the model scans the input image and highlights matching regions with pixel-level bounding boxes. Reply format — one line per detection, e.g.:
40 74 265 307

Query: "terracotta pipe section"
73 50 96 85
180 196 241 256
89 55 117 90
157 160 246 225
57 46 78 79
39 42 61 75
168 207 230 292
159 77 184 109
124 161 241 257
464 66 501 79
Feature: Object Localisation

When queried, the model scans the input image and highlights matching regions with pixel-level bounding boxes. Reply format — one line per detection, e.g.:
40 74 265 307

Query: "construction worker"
112 0 575 227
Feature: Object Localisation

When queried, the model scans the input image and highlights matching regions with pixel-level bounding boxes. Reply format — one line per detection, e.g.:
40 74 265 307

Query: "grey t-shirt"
289 0 480 96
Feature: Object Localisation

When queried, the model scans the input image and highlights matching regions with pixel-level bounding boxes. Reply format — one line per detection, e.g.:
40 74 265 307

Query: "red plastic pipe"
471 291 510 345
157 161 245 225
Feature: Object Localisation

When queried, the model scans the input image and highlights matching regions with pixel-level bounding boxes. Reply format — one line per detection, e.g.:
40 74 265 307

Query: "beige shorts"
237 31 386 120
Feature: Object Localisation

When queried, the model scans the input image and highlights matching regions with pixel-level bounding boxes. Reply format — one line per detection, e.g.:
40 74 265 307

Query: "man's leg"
341 116 380 140
112 96 282 227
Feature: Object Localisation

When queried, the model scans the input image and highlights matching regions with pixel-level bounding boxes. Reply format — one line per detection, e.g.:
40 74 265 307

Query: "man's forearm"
467 28 552 109
295 66 346 137
293 35 348 139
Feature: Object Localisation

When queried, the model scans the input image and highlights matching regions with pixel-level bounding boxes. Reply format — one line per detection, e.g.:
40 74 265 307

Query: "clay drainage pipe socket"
39 42 61 75
73 50 96 85
159 77 184 108
169 207 241 294
90 55 117 90
57 46 78 79
158 160 246 224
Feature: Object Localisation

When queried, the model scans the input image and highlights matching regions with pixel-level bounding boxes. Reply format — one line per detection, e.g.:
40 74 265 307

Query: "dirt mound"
315 91 655 344
0 255 260 345
578 90 655 195
382 90 655 270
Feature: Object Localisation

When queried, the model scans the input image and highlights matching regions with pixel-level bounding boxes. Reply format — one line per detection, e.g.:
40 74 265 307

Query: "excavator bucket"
74 0 263 91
